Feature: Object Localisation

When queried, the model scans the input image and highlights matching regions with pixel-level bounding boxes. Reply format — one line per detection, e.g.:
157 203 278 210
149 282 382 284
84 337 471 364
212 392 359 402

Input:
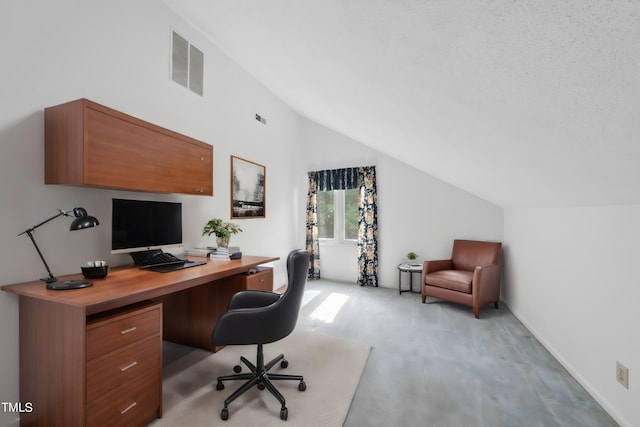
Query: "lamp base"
46 280 93 290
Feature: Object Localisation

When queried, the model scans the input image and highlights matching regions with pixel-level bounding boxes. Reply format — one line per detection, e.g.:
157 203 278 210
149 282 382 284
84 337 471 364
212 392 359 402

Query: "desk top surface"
1 255 278 315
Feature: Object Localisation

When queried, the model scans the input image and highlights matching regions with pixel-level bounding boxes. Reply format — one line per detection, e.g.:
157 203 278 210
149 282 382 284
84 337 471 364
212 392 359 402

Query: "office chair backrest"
264 249 310 342
212 250 310 347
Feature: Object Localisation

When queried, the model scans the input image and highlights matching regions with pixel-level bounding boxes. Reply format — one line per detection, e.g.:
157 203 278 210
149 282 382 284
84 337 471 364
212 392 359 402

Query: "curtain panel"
305 172 320 279
305 166 378 286
356 166 378 287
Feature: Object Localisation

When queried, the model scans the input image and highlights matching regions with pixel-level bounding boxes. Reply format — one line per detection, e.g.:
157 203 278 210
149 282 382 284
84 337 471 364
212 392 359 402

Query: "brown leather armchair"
421 239 502 319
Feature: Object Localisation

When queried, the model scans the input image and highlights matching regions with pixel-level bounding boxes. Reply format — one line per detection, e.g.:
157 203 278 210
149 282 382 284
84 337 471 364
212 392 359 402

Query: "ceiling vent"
171 30 203 96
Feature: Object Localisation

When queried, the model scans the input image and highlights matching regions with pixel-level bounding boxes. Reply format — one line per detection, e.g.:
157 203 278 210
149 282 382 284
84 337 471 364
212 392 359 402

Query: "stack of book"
210 247 230 260
186 246 241 260
185 247 211 257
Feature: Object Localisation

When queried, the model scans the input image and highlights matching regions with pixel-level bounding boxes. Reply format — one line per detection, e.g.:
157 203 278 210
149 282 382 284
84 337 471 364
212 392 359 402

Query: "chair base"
216 343 306 421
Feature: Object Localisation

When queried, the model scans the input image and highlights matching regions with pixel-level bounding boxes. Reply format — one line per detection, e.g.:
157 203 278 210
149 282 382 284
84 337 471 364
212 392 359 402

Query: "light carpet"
150 330 371 427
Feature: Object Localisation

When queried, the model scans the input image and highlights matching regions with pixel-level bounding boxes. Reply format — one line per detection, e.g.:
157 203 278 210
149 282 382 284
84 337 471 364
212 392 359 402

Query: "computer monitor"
111 198 182 255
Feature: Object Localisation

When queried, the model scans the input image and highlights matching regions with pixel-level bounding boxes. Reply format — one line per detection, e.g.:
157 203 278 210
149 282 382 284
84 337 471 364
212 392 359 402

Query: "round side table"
398 263 423 295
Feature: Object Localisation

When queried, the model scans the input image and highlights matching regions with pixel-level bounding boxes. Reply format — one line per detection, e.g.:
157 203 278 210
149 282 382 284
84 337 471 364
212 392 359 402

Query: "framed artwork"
231 155 266 218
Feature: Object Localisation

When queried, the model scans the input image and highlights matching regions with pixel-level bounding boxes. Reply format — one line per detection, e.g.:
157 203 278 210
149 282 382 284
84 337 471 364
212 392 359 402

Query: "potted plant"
202 218 242 248
406 251 418 264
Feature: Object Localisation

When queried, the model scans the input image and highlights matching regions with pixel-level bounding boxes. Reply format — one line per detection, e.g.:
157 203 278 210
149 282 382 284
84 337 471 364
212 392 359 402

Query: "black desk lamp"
19 207 99 290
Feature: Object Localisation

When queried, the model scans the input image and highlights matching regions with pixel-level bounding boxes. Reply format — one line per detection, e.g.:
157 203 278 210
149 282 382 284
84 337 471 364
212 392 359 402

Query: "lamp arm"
17 209 74 283
18 209 70 236
23 229 56 283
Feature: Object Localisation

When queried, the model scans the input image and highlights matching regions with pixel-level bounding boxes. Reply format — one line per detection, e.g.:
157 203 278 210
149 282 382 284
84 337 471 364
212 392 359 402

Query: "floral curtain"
357 166 378 287
305 166 378 286
305 172 320 279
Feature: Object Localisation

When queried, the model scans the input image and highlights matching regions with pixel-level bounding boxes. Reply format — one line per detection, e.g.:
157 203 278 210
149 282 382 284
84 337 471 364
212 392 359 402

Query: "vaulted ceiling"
164 0 640 208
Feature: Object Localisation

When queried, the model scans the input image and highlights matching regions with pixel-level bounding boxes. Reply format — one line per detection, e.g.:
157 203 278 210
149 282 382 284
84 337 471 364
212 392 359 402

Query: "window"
317 188 359 242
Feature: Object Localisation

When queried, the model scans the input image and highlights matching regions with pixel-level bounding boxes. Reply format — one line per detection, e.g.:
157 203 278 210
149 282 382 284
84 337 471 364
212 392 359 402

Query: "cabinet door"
84 106 212 195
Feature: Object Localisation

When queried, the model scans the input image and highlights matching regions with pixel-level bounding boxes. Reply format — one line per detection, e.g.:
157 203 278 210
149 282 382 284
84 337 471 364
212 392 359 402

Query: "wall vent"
171 30 204 96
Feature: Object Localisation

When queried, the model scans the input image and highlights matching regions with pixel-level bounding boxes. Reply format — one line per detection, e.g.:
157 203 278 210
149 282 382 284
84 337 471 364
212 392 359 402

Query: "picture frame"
231 155 266 219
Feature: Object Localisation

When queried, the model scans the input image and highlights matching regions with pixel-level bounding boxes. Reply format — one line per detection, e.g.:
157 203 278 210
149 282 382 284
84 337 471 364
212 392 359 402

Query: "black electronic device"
111 199 183 258
138 251 184 266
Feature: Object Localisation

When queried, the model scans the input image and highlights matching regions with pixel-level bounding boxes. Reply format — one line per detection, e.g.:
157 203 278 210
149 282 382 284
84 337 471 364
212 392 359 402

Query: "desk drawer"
87 303 161 361
86 334 161 402
245 268 273 292
86 370 160 427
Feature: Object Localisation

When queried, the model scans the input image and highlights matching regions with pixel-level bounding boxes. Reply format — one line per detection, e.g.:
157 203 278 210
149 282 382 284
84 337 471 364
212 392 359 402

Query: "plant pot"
216 237 230 249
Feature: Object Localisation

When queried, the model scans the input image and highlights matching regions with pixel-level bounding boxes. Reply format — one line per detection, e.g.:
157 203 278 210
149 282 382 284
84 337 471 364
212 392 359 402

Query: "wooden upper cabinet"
45 98 213 195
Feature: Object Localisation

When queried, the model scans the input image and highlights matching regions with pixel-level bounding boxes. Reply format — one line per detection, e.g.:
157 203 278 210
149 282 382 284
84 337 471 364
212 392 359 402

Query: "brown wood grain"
44 98 213 195
2 256 277 426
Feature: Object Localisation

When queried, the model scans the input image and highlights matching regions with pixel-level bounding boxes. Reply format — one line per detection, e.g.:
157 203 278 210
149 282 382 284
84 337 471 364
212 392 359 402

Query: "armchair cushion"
425 270 473 293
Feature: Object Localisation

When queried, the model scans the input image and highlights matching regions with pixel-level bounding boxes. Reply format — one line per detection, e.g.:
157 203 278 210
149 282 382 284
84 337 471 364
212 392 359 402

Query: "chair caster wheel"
280 407 288 420
280 359 288 369
298 381 306 391
233 365 242 373
221 407 229 420
216 381 225 390
257 383 265 390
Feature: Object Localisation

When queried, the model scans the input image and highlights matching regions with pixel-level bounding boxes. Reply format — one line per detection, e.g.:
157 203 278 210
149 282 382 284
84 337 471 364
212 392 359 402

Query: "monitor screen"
111 199 182 254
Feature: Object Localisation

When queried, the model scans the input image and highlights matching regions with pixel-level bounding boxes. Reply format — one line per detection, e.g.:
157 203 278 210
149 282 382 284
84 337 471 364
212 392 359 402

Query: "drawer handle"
120 326 137 335
120 402 137 415
120 361 138 372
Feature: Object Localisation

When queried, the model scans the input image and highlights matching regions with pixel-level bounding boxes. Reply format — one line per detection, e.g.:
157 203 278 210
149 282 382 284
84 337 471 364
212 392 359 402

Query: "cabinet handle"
193 188 204 193
120 361 138 372
120 326 137 335
120 402 137 414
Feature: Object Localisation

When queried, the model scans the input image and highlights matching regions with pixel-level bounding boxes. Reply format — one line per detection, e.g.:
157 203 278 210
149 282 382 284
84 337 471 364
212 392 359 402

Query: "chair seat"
425 270 473 293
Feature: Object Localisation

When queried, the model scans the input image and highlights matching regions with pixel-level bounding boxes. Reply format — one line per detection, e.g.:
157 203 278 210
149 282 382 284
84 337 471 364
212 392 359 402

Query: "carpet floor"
150 330 371 427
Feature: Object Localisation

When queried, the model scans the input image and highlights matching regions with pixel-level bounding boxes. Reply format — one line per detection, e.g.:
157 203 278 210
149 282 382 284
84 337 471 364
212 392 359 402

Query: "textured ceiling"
164 0 640 208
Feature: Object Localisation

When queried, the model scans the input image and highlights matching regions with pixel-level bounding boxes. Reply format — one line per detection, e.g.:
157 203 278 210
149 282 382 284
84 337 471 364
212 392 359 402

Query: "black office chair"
212 249 310 421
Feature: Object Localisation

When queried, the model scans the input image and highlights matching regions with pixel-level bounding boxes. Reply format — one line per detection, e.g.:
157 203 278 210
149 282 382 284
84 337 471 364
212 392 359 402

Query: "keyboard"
139 252 184 267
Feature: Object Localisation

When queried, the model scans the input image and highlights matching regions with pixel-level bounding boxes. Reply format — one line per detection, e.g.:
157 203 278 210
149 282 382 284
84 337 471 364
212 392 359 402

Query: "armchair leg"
494 301 499 309
473 307 480 319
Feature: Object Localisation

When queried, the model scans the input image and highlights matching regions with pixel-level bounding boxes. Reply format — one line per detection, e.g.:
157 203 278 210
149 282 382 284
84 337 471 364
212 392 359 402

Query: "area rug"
151 329 371 427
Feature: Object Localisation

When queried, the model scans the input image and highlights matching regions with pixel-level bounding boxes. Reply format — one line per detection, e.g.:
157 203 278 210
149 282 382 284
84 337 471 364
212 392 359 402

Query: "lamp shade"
69 207 99 231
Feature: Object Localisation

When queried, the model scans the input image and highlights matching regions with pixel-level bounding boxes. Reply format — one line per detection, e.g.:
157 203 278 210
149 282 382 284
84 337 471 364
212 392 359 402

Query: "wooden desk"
1 256 278 427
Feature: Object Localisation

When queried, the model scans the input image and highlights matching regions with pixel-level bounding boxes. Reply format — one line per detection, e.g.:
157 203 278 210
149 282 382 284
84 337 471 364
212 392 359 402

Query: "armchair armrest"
213 294 286 346
228 290 281 310
472 264 501 305
423 259 453 274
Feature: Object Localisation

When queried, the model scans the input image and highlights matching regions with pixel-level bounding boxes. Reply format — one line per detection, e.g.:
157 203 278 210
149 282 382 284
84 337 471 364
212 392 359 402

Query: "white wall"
301 119 504 288
0 2 304 425
504 206 640 427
